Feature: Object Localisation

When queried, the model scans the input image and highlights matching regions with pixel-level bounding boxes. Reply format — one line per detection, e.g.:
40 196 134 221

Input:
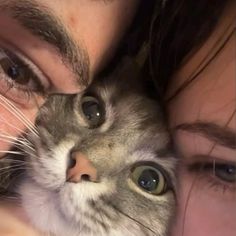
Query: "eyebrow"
175 122 236 150
0 0 89 87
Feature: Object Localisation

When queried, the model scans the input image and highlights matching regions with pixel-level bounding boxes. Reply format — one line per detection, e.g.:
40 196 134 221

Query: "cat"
1 58 176 236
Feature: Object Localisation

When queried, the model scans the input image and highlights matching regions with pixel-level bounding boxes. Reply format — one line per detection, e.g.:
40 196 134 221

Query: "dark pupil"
7 65 20 79
0 56 30 85
138 169 159 192
215 164 236 182
82 101 101 122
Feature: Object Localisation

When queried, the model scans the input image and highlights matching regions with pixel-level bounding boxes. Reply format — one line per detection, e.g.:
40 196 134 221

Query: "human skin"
0 0 139 234
167 3 236 236
0 0 139 155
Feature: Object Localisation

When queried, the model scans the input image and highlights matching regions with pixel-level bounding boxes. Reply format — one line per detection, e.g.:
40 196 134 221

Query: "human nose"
67 151 97 183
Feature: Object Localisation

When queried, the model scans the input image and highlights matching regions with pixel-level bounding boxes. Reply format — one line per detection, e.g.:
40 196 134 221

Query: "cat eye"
130 164 168 195
80 96 104 128
0 48 47 106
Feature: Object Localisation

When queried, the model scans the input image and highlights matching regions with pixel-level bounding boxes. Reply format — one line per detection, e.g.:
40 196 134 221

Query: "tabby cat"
1 59 176 236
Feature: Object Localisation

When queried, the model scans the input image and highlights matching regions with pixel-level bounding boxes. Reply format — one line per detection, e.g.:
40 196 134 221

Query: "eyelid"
183 154 236 166
10 49 51 91
186 155 236 183
0 42 51 92
187 160 236 196
0 46 51 108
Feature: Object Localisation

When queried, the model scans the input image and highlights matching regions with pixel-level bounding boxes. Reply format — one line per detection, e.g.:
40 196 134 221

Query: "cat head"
19 60 176 236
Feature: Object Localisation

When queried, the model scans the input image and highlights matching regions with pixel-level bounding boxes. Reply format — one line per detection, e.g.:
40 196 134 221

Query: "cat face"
18 62 176 236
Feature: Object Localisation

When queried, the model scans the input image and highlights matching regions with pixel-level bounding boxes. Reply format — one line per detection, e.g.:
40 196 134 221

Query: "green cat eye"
81 96 104 128
130 165 167 195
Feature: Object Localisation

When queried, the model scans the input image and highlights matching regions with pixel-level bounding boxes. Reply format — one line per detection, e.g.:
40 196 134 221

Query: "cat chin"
18 178 117 235
59 180 115 220
18 179 72 235
18 178 156 236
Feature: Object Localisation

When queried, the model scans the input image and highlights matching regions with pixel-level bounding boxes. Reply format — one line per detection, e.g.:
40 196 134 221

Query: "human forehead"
165 1 236 128
42 0 140 73
37 0 140 28
0 0 140 63
0 0 140 92
166 22 236 160
167 32 235 129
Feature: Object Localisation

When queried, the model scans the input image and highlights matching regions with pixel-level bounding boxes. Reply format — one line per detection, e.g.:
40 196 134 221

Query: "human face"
167 19 236 236
0 0 139 154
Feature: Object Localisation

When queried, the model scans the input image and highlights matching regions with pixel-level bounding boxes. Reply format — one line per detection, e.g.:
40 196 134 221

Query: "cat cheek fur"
26 138 75 189
19 140 175 236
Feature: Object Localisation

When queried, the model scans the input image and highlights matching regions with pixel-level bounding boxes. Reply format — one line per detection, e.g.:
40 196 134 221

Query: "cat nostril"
67 151 98 183
81 174 90 181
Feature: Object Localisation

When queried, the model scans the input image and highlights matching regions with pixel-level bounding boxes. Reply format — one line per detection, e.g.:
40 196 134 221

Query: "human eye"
0 47 50 108
187 158 236 197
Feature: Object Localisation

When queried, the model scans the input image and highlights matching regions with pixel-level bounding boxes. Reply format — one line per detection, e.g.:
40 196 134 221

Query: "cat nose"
67 152 98 183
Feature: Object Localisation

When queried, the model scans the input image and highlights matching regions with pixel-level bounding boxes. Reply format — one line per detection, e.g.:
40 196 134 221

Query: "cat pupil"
81 98 104 127
138 169 159 191
82 101 100 120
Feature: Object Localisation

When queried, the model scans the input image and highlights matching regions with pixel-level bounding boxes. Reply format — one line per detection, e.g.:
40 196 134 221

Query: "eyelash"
188 161 236 195
0 47 48 106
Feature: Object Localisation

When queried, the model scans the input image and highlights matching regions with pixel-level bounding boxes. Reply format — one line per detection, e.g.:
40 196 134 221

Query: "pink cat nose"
67 152 97 183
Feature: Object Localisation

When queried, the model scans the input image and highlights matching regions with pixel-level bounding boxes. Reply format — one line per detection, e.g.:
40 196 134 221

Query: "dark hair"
148 0 229 96
101 0 229 98
100 1 156 76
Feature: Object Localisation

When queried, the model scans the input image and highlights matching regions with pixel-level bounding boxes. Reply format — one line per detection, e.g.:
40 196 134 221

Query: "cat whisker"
0 138 35 153
0 158 25 162
0 170 28 196
112 205 158 235
0 163 26 171
20 148 37 158
0 133 22 141
0 137 18 149
0 189 21 200
0 165 32 174
0 195 19 201
0 132 34 151
16 141 35 152
0 95 39 136
0 159 27 172
0 132 30 144
0 116 29 137
1 134 32 147
109 165 131 178
0 150 24 155
0 167 30 182
0 136 36 153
